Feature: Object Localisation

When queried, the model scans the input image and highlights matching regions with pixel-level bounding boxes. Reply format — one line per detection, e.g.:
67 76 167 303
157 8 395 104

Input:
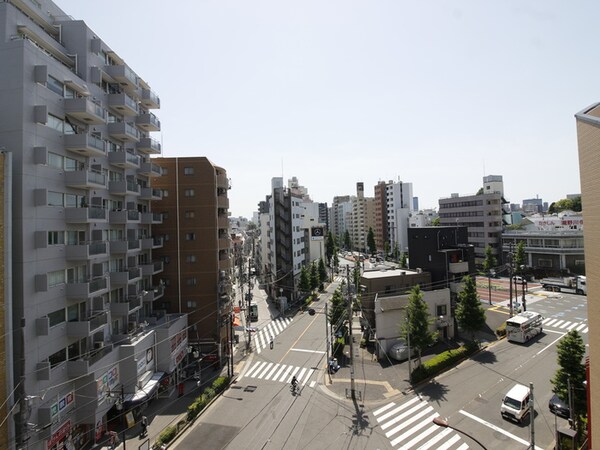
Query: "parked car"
549 394 570 418
388 340 414 361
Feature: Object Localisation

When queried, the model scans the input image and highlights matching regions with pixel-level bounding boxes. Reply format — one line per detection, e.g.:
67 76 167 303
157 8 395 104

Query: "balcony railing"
64 133 107 157
141 88 160 109
66 277 108 299
65 206 107 223
64 98 107 124
136 137 161 154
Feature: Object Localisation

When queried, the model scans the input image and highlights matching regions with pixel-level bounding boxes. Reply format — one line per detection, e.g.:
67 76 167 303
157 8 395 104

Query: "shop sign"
50 391 75 419
170 329 188 354
47 419 71 450
96 365 119 400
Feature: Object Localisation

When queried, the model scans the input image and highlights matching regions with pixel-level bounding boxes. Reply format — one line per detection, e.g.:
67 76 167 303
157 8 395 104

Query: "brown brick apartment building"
153 157 233 361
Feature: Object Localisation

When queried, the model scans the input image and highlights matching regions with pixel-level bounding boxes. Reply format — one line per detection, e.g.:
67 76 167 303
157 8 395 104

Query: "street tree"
482 245 497 273
332 250 340 274
401 285 437 366
551 330 587 428
367 227 376 255
343 230 352 250
384 241 390 259
352 260 361 290
310 262 319 291
514 241 526 274
455 275 486 343
392 242 400 261
328 288 348 355
431 217 441 226
325 231 336 264
399 252 408 269
318 258 328 286
298 265 311 293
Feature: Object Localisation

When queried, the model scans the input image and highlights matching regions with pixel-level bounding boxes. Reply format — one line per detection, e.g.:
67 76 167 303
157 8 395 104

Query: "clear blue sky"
57 0 592 219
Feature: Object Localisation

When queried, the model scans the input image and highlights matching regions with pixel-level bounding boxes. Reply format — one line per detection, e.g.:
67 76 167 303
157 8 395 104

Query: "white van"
501 384 530 423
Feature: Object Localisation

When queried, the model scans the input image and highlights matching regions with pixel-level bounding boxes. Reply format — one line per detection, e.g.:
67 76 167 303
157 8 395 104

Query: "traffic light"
308 308 316 316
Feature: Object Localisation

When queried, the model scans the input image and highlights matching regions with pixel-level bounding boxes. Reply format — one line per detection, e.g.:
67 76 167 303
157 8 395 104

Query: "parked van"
501 384 530 423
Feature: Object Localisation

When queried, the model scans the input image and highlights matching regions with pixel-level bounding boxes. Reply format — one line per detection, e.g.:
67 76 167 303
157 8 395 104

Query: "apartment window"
184 167 194 175
186 301 197 308
48 191 64 207
47 75 64 96
186 277 197 286
48 270 65 287
436 305 447 316
48 347 67 368
47 114 65 133
185 210 195 219
48 309 65 327
48 231 65 245
48 152 63 169
185 233 196 241
186 255 197 263
184 189 195 197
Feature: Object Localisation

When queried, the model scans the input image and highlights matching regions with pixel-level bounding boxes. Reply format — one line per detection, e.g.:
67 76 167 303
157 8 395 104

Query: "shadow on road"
418 379 449 405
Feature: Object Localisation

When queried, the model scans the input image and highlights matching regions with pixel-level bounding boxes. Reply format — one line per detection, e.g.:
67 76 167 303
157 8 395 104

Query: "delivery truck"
540 275 587 295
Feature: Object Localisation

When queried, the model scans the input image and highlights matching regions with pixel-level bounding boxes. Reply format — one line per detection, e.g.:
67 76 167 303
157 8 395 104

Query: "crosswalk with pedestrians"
372 396 468 450
542 317 588 333
239 360 318 388
254 317 293 354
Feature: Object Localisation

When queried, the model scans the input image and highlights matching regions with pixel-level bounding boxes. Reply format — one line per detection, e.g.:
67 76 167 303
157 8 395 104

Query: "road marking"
544 318 558 326
415 427 452 450
567 323 579 331
264 363 279 380
257 362 274 379
309 380 316 388
559 321 571 329
373 402 396 416
385 406 433 439
290 348 326 354
245 361 267 378
553 320 565 328
397 423 438 450
537 333 567 355
459 409 543 450
437 434 461 450
376 397 420 422
576 323 587 332
272 364 287 381
302 368 314 385
381 401 425 431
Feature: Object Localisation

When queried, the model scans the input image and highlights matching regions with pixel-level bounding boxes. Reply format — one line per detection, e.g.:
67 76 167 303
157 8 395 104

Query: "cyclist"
291 376 298 390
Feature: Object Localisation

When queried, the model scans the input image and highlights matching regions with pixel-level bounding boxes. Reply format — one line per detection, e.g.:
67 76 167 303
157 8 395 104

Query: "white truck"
540 275 587 295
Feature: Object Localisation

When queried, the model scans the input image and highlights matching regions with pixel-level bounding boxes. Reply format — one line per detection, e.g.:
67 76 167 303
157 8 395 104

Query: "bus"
505 311 543 343
249 303 258 322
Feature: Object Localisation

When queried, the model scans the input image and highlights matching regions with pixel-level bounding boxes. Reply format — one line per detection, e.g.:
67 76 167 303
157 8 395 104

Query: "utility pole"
508 242 514 317
346 265 355 399
529 382 535 450
325 302 330 378
17 317 27 449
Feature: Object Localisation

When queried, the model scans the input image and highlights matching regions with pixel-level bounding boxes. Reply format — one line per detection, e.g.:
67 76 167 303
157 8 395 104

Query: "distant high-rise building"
352 183 376 253
374 180 414 253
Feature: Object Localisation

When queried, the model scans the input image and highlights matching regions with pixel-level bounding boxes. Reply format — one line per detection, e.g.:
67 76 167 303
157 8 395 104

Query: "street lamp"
432 417 488 450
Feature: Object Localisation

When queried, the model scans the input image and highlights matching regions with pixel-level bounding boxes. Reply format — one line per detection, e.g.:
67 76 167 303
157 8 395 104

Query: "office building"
351 182 375 253
374 180 414 254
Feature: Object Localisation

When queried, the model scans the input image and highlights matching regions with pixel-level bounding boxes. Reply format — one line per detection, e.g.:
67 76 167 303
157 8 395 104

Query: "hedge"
411 344 478 383
186 376 230 422
155 425 177 447
496 322 507 337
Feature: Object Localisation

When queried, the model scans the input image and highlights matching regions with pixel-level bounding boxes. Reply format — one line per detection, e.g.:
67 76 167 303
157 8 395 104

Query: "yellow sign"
125 411 135 429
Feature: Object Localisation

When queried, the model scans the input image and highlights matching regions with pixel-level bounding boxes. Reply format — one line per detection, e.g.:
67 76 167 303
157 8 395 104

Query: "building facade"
330 195 352 244
575 102 600 445
152 157 233 360
438 175 510 266
0 1 192 448
351 182 375 253
374 180 414 254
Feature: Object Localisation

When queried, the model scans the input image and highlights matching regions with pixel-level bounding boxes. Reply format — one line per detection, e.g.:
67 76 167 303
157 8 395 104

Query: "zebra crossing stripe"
296 367 307 383
397 422 438 450
559 321 571 329
246 361 267 378
264 364 280 380
583 327 589 333
302 369 314 385
257 362 274 379
437 433 461 450
456 443 469 450
415 427 452 450
377 397 421 424
381 402 426 431
373 402 396 417
279 366 294 383
567 323 579 331
553 320 565 328
309 380 316 388
576 324 587 332
544 319 558 326
272 364 287 381
388 408 435 445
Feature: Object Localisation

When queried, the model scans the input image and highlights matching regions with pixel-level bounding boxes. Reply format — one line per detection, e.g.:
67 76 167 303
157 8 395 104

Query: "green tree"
399 252 408 269
332 250 340 273
310 262 319 291
455 275 486 343
514 241 526 273
344 230 352 250
401 285 437 366
352 260 361 289
328 288 348 355
431 217 441 227
482 245 497 273
318 258 328 286
298 265 311 293
384 241 390 258
549 197 583 214
325 231 335 264
392 242 400 261
551 330 587 430
367 227 376 255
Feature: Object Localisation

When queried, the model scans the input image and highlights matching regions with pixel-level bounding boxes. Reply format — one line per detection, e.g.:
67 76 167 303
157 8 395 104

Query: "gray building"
0 1 186 448
438 175 510 266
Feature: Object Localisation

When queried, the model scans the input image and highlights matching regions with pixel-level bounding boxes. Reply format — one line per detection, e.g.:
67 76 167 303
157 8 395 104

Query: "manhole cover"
244 385 257 392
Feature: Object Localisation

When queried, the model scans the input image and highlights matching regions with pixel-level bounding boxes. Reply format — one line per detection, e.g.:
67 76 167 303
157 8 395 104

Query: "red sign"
47 420 71 449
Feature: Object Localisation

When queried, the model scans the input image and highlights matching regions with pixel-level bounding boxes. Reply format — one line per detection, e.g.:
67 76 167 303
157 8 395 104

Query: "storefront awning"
123 372 164 407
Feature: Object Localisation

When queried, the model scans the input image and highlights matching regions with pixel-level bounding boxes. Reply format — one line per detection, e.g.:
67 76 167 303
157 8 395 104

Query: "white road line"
553 320 565 328
543 318 556 326
290 348 327 354
264 364 279 380
373 402 396 417
437 433 461 450
415 427 452 450
376 397 420 422
559 321 572 329
256 362 274 379
582 327 589 333
279 366 294 383
302 369 314 385
272 320 283 334
459 409 543 450
397 422 438 450
455 443 469 450
272 364 287 381
576 323 587 331
309 380 316 388
246 361 267 378
537 332 567 355
385 406 433 438
567 323 579 331
287 366 301 382
388 409 434 445
381 402 426 431
296 367 307 383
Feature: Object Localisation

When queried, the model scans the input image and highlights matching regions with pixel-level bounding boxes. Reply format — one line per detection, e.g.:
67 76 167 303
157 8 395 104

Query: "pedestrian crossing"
254 317 294 354
542 317 588 334
239 360 318 388
372 396 468 450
